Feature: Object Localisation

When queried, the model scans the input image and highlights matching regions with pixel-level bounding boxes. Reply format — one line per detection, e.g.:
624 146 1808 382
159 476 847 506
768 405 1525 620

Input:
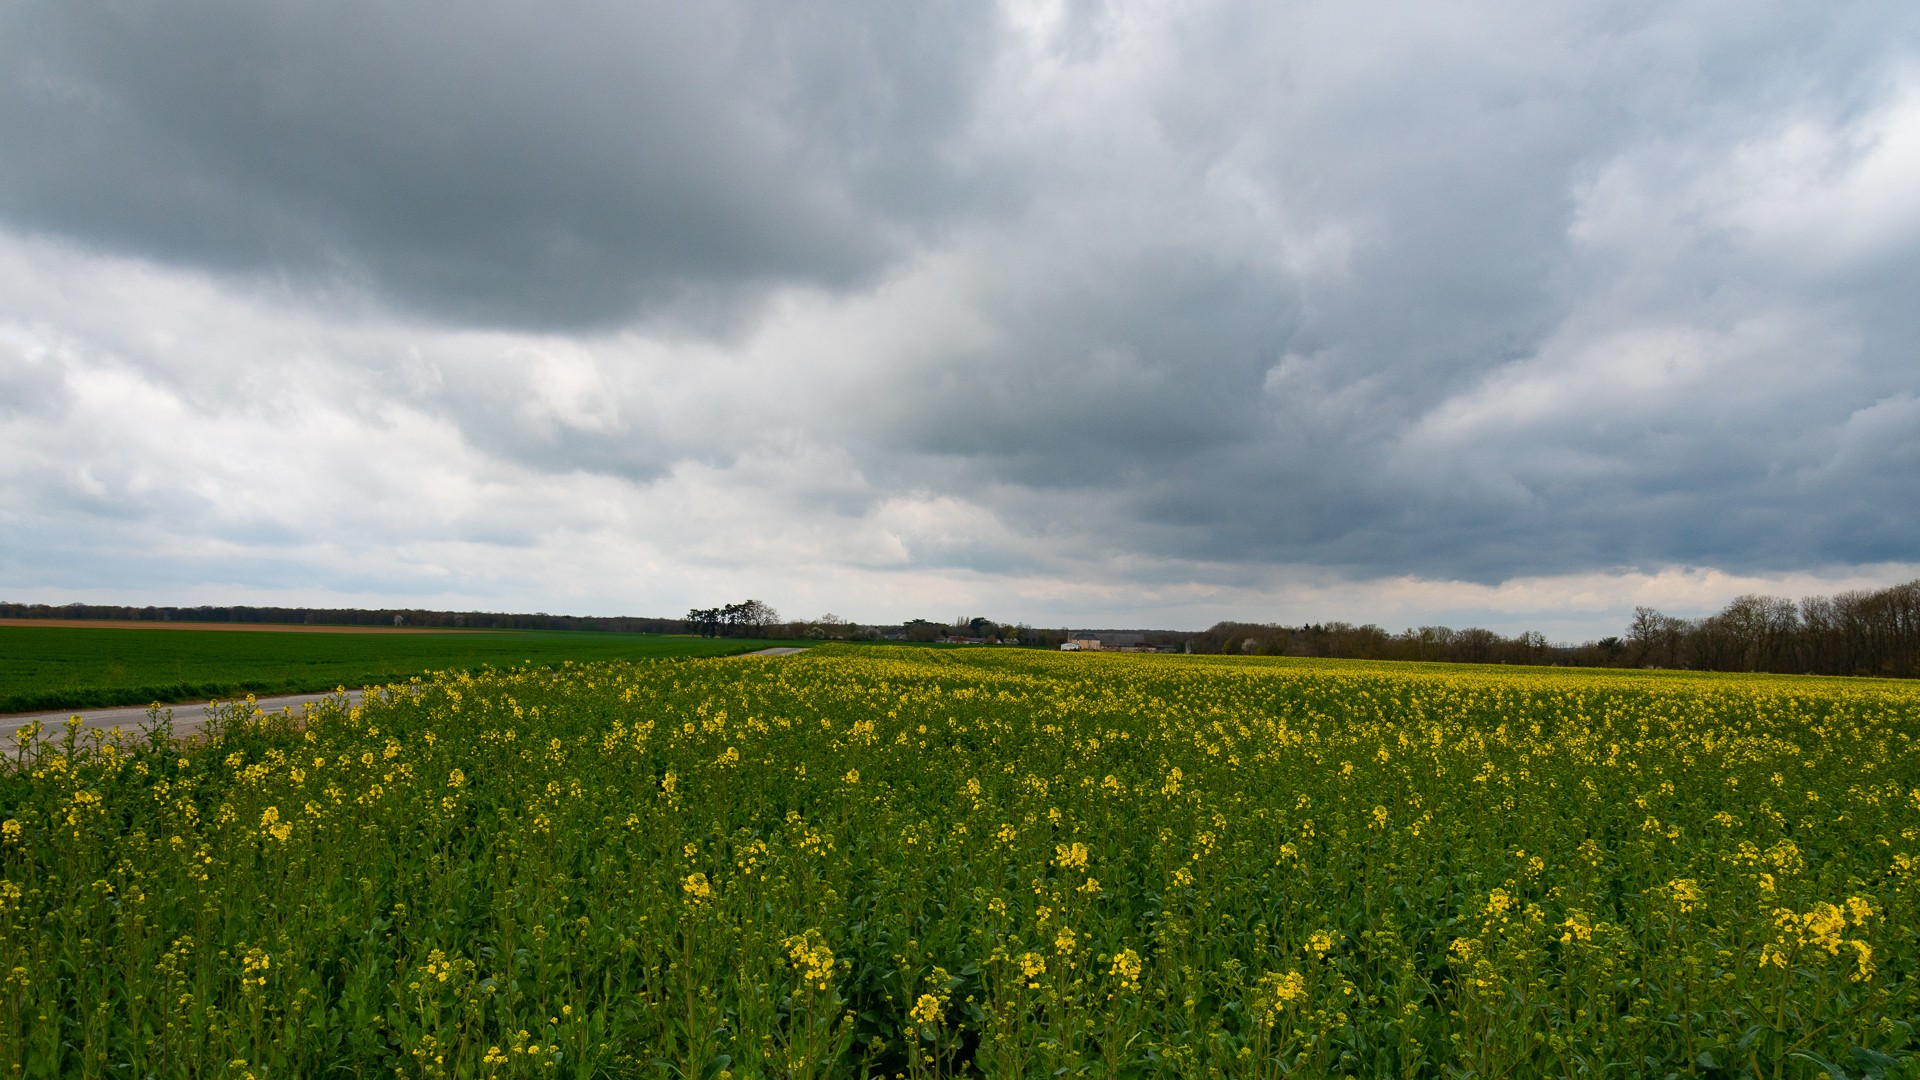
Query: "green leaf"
1790 1050 1851 1080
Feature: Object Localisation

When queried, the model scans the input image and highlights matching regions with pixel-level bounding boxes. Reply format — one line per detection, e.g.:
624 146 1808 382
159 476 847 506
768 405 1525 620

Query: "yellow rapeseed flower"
1018 951 1046 988
1109 948 1143 991
909 992 943 1026
682 872 712 905
1252 970 1306 1027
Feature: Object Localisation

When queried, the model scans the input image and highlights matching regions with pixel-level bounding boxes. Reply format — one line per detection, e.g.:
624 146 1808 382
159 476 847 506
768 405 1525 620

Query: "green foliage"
0 627 780 713
2 648 1918 1076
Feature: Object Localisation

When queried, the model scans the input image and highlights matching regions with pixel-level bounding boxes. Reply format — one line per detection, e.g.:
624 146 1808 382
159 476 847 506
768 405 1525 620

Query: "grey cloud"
826 0 1920 583
0 336 69 418
870 245 1292 476
4 0 1920 616
0 0 999 330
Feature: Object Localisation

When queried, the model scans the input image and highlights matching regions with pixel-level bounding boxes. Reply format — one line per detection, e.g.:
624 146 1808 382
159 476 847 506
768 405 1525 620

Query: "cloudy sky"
3 0 1918 639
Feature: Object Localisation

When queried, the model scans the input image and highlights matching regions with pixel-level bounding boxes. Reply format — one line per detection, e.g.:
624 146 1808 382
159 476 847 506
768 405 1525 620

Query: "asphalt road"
0 690 366 744
0 646 808 745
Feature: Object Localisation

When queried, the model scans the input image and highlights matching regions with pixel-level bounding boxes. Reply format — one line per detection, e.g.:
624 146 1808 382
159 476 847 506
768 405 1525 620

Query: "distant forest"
6 577 1917 678
1191 578 1920 679
0 603 685 635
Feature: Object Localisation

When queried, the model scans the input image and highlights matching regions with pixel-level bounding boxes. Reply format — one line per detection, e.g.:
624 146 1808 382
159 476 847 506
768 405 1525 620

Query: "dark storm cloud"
3 0 1918 615
877 247 1291 472
811 0 1920 584
0 0 998 329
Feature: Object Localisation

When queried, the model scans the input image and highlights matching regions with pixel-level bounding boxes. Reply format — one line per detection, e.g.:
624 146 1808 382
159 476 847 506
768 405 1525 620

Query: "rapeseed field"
3 647 1918 1077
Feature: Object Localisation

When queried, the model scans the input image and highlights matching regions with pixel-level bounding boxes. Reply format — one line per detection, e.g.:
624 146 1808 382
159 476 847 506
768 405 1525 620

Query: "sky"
2 0 1918 641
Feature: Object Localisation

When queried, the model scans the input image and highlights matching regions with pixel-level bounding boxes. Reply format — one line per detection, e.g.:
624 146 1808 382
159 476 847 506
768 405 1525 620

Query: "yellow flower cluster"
1252 970 1307 1027
1017 951 1046 988
239 946 270 993
909 992 943 1027
681 871 712 905
1761 898 1876 980
784 929 836 992
1108 947 1143 992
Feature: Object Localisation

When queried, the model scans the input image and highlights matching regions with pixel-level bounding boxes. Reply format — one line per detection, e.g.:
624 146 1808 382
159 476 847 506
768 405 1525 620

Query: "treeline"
3 599 895 645
1186 621 1600 666
12 578 1918 677
1191 579 1920 679
0 603 685 635
1623 580 1920 677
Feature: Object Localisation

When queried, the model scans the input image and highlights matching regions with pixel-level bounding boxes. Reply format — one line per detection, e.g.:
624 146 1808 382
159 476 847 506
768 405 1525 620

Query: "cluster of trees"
787 614 864 640
768 615 1032 644
893 617 1029 643
1186 620 1581 665
1625 580 1920 677
683 601 782 638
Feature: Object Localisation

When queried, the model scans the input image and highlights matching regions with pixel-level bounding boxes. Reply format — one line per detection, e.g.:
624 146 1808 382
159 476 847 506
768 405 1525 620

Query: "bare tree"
736 600 780 634
1628 607 1688 668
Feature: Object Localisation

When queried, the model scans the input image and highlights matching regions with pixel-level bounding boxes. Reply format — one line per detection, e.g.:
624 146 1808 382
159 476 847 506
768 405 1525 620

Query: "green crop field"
4 647 1920 1077
0 625 782 715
